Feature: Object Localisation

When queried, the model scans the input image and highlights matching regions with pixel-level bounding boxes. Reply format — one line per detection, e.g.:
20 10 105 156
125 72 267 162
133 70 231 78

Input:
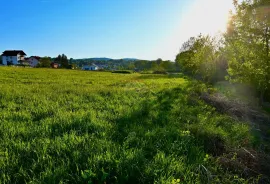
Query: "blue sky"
0 0 233 60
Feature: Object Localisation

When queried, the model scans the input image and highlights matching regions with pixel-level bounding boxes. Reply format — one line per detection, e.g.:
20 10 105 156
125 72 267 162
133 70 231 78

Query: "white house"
26 56 41 67
95 64 108 70
82 64 99 71
1 50 27 65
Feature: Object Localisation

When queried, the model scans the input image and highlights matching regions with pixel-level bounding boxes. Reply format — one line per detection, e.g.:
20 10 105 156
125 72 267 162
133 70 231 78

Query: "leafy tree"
225 0 270 103
156 58 163 66
160 61 175 71
175 36 203 73
54 54 69 68
175 51 193 72
61 54 69 68
127 63 135 70
68 64 76 69
193 35 220 82
69 58 74 64
38 57 51 68
134 60 148 70
175 34 221 82
55 55 62 64
151 61 159 71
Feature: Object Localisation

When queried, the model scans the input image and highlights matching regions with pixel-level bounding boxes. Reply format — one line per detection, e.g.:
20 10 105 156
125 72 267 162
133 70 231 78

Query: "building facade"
82 64 99 71
27 56 41 67
1 50 27 65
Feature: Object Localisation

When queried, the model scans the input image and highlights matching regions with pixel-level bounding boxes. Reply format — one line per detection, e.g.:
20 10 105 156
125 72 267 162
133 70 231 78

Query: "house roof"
28 56 41 60
1 50 26 56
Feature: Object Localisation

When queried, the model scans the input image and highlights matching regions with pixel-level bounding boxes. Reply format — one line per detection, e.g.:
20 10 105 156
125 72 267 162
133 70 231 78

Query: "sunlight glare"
180 0 233 37
157 0 234 60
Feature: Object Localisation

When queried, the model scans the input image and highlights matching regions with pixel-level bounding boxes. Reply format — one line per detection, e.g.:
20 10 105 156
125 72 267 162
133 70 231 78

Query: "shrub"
152 71 168 74
112 70 132 74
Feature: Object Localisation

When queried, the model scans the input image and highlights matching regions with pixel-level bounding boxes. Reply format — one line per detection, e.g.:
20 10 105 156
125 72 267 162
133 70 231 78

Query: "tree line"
37 54 73 69
175 0 269 103
132 59 176 72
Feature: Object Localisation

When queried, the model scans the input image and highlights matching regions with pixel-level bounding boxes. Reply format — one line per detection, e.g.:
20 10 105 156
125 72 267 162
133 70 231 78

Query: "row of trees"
132 59 176 71
175 0 269 103
37 54 71 68
37 57 51 68
54 54 69 68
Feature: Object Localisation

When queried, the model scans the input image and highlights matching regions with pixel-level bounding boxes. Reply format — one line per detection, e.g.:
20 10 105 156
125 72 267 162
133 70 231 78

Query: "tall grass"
0 67 259 183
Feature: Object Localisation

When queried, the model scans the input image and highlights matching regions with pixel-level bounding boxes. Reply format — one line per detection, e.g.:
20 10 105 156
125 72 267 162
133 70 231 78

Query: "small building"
1 50 27 65
26 56 41 67
95 64 108 70
51 62 59 68
82 64 99 71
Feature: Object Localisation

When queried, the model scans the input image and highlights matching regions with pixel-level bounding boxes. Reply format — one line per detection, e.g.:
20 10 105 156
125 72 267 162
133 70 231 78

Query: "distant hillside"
121 58 139 61
70 57 141 69
86 58 112 61
76 58 139 61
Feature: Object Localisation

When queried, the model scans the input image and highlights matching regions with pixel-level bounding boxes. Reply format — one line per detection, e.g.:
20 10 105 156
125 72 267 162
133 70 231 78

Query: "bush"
139 71 153 74
152 71 168 74
112 70 132 74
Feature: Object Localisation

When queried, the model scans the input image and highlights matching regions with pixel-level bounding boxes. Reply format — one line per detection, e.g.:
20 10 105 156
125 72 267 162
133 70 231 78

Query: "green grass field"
0 67 264 183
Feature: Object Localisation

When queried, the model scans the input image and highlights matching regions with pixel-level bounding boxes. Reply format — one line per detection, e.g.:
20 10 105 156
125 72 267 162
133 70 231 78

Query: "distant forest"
69 58 177 71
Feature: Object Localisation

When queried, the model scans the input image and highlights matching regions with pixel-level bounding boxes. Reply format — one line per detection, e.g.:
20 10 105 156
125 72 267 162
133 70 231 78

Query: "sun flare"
159 0 234 60
182 0 233 36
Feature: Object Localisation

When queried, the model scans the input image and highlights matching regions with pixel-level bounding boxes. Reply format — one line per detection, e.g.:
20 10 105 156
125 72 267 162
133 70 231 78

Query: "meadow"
0 67 267 183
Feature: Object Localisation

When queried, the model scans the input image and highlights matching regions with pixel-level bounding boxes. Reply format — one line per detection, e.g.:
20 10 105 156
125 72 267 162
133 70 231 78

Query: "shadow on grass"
11 86 269 183
109 86 270 183
106 87 207 183
137 73 186 80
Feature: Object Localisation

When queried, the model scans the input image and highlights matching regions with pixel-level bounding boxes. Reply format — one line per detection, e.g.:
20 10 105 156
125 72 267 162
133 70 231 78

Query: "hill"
70 57 139 69
84 57 112 61
73 57 139 62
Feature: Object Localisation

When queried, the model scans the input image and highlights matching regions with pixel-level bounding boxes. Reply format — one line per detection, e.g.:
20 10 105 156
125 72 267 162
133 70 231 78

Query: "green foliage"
112 70 132 74
134 60 176 72
151 61 159 70
152 70 168 74
156 58 163 65
175 35 222 83
160 61 175 71
69 58 137 70
0 68 262 183
127 63 135 70
68 64 76 69
225 0 270 102
175 0 269 104
17 60 30 67
134 60 149 70
55 54 69 68
37 57 51 68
